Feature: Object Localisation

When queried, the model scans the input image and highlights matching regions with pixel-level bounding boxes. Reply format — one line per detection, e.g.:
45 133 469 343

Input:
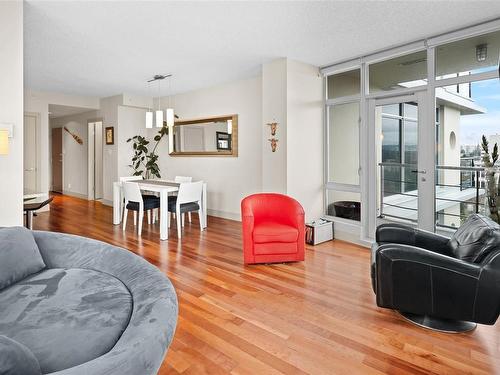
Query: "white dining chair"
119 176 158 225
119 176 143 225
174 176 193 224
122 182 160 236
168 181 203 239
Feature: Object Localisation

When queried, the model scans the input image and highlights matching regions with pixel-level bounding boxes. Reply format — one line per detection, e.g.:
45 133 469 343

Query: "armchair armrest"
376 223 451 256
375 244 481 320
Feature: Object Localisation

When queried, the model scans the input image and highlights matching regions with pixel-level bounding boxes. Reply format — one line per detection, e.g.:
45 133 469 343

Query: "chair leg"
167 210 170 228
133 211 137 226
177 208 182 239
122 209 128 231
188 212 192 223
147 210 151 225
138 210 144 236
182 213 185 227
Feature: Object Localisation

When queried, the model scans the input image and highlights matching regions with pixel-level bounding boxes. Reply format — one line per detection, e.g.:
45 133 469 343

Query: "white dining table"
113 179 207 240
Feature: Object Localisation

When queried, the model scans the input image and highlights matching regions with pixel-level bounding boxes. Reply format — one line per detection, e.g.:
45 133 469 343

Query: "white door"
24 114 38 192
94 121 103 199
88 121 103 200
368 91 434 235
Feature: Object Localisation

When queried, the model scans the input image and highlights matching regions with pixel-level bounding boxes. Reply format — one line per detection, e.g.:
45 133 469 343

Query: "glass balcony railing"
379 162 485 229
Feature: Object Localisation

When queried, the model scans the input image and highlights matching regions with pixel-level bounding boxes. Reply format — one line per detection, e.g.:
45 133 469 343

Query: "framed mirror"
169 114 238 157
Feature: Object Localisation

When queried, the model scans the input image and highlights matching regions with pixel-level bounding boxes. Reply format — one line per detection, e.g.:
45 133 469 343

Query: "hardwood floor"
33 194 500 374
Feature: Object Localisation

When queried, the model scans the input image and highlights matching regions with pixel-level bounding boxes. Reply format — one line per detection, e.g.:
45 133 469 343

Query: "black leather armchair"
371 214 500 332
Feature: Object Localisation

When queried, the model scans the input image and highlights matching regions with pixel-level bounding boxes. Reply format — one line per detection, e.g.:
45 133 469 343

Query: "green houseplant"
127 125 168 179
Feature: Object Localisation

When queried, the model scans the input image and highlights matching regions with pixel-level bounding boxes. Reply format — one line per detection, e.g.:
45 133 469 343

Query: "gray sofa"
0 227 178 375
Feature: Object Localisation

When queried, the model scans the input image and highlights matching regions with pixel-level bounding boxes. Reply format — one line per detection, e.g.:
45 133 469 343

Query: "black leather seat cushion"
448 214 500 263
167 197 199 213
126 196 160 211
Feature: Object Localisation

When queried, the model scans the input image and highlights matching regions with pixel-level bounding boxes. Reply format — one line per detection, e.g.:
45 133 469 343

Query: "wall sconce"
0 123 13 156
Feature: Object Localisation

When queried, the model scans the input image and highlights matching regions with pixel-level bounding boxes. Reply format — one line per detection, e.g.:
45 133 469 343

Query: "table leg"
160 190 169 240
113 182 121 225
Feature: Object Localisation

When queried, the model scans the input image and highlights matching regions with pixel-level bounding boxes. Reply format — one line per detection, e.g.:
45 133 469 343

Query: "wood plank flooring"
33 194 500 374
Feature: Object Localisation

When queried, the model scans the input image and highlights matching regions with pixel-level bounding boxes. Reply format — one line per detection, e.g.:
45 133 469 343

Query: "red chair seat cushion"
253 222 299 244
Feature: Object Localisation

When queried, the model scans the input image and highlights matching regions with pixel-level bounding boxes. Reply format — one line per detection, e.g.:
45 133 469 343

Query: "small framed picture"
105 127 114 145
216 131 231 151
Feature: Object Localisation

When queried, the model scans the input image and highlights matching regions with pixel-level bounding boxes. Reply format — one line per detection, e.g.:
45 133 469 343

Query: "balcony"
379 162 485 229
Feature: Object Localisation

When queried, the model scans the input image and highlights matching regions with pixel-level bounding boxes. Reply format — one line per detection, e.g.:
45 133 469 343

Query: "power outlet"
68 183 71 189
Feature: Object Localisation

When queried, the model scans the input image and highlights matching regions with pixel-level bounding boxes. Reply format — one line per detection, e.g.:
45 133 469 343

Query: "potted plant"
127 125 168 179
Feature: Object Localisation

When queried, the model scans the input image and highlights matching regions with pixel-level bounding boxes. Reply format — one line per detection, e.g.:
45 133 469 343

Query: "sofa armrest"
375 244 481 320
376 223 451 255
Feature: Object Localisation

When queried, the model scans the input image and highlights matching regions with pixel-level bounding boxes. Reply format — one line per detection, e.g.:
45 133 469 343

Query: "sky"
460 78 500 146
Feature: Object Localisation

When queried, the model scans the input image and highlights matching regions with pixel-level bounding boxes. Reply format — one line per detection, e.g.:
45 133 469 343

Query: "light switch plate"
0 123 13 138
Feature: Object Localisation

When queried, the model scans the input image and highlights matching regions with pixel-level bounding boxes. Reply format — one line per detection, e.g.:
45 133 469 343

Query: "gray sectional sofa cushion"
0 268 133 373
0 227 46 290
0 335 42 375
0 230 178 375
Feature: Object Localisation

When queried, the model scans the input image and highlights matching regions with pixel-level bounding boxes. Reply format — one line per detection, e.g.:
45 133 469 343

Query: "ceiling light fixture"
145 74 173 128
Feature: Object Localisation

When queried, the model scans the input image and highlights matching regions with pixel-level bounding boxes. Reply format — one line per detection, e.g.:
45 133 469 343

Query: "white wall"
117 105 147 180
50 111 99 197
0 2 23 226
286 59 324 221
98 95 123 203
24 90 100 195
262 59 287 193
153 76 263 220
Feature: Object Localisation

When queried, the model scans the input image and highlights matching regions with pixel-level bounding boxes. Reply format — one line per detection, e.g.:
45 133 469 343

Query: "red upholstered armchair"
241 193 305 264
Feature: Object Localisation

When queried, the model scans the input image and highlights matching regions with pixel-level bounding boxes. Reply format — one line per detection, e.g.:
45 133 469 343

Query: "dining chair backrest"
174 176 192 183
177 181 203 205
122 182 143 204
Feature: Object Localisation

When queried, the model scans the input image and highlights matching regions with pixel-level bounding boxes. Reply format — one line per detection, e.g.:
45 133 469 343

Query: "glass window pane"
381 117 401 196
328 102 359 184
369 50 427 93
404 103 418 119
436 30 500 79
327 69 360 99
326 190 361 221
382 104 400 116
434 79 500 230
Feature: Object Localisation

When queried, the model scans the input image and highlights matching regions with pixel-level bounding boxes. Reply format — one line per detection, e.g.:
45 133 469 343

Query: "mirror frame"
169 114 238 157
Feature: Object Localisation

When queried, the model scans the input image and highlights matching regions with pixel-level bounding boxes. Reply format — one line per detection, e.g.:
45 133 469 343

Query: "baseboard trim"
207 209 241 222
62 190 88 200
100 199 113 207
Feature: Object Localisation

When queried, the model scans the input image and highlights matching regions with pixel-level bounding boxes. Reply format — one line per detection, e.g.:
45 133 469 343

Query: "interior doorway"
24 113 40 193
88 120 103 200
51 127 63 193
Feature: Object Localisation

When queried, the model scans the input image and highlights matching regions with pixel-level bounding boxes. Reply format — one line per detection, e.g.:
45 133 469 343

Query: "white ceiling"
48 104 96 119
25 1 500 98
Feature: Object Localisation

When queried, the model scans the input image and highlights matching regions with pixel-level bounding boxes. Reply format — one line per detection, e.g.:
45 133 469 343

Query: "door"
94 121 103 199
368 92 434 234
88 121 103 200
51 128 63 192
24 114 38 192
